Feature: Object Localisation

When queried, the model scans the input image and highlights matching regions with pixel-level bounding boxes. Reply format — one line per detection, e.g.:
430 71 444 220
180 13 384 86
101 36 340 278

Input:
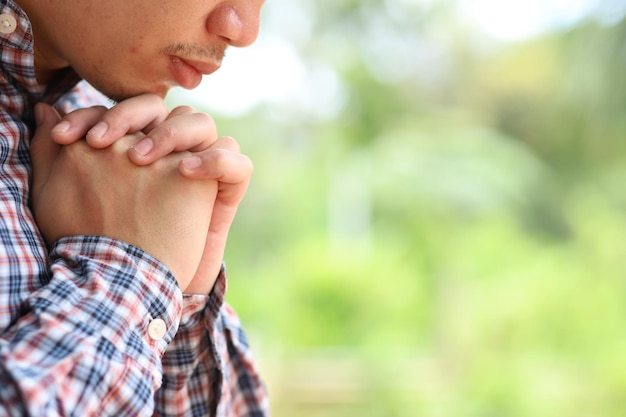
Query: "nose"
207 2 263 48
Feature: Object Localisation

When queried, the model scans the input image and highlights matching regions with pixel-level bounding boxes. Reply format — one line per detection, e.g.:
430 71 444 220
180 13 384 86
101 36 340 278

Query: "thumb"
30 103 63 199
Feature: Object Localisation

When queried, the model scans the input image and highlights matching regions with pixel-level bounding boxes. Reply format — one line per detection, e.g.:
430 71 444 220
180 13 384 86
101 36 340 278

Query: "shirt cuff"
46 236 183 357
180 264 227 329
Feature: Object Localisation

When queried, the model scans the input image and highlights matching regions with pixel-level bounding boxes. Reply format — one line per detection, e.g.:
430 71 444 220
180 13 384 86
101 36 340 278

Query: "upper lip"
176 57 222 75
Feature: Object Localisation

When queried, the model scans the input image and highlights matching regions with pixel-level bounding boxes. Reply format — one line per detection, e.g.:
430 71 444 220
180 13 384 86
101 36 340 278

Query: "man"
0 0 269 416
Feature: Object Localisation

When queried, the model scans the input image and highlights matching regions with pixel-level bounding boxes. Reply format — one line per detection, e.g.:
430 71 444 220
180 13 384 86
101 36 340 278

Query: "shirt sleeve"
154 267 270 417
217 303 271 417
48 82 270 416
0 236 183 417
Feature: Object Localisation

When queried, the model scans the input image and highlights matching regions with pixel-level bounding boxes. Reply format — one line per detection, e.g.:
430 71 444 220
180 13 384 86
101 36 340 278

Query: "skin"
17 0 265 293
31 105 218 286
32 103 254 293
17 0 265 99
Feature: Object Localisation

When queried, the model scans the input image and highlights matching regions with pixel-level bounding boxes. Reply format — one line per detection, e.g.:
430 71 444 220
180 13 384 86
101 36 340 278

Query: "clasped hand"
30 95 253 294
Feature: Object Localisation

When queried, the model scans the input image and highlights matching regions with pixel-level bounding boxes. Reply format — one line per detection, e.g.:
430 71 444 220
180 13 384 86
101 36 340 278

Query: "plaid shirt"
0 1 269 416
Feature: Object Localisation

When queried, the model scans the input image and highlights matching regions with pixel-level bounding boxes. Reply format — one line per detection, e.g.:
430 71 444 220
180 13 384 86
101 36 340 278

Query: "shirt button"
0 14 17 34
147 318 167 341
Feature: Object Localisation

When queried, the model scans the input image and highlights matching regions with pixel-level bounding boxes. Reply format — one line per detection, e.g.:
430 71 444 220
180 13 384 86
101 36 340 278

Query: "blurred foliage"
174 1 626 415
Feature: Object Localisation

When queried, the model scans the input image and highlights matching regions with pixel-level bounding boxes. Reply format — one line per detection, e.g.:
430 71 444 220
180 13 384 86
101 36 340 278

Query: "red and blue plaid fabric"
0 1 269 415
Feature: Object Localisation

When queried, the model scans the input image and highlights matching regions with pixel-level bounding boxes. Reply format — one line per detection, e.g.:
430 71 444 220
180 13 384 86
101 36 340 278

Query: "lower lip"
168 57 203 89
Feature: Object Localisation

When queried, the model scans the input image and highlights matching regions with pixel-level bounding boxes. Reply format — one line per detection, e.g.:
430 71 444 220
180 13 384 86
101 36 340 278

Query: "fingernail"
51 121 70 134
34 104 45 126
181 156 202 171
132 138 154 157
87 121 108 140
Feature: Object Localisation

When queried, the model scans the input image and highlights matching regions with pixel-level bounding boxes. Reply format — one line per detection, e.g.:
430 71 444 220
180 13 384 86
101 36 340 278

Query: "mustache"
162 43 227 61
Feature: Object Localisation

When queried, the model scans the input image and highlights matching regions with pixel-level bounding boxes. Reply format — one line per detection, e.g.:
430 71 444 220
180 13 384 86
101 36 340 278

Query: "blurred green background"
168 0 626 415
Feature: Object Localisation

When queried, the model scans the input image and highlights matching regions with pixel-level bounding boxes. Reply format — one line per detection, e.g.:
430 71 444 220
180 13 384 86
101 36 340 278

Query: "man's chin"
91 81 170 103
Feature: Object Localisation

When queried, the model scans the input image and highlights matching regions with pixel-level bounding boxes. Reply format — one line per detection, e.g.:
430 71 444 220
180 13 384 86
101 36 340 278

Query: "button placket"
147 318 167 341
0 14 17 34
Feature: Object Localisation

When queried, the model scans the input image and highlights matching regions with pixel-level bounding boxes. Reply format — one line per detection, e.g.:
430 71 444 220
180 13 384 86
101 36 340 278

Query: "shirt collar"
0 0 81 118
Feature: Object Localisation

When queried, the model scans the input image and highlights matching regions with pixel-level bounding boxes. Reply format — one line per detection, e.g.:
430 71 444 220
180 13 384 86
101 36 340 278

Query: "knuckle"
210 149 227 167
172 105 195 115
144 94 169 115
219 136 240 152
64 106 107 122
216 150 254 175
152 125 178 151
102 105 130 127
144 93 164 104
136 93 168 112
192 112 216 129
158 124 178 140
206 149 231 174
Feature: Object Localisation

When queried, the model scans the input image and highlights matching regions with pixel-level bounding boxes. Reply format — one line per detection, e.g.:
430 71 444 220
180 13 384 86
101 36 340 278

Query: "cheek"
129 36 146 54
76 35 169 99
